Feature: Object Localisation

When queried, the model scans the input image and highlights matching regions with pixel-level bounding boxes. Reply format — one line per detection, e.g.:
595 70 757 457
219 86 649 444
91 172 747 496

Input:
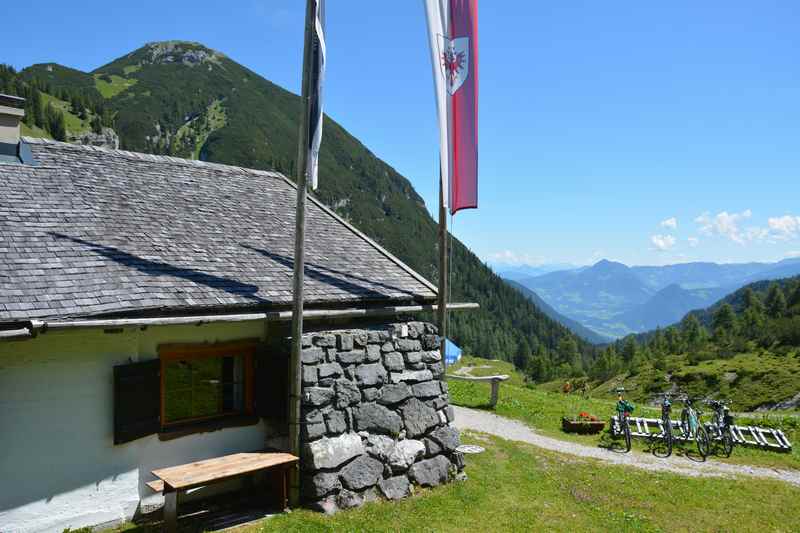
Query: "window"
159 340 256 428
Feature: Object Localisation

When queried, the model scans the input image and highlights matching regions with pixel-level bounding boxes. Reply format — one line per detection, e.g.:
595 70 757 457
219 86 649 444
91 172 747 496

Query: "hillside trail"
452 406 800 488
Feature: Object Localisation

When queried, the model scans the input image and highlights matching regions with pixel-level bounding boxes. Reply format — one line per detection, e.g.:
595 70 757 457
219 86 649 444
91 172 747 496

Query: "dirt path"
452 406 800 487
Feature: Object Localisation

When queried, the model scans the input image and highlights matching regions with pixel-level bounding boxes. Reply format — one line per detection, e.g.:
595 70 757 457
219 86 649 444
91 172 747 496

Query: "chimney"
0 94 34 165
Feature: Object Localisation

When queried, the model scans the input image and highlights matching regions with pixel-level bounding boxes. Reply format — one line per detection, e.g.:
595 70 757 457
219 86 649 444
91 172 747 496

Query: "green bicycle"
613 387 635 452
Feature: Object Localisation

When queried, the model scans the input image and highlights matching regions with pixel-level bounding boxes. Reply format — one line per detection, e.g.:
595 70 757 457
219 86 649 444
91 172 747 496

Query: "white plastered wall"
0 320 277 533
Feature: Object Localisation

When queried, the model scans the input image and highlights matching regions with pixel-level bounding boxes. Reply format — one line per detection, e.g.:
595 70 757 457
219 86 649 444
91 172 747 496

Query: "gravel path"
453 405 800 487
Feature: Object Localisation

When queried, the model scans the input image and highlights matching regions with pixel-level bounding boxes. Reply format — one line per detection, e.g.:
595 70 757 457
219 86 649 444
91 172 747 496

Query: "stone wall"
300 321 463 513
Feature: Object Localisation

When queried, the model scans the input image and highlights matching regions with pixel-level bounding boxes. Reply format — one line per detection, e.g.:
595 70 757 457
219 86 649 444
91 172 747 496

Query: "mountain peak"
136 41 225 68
592 259 629 272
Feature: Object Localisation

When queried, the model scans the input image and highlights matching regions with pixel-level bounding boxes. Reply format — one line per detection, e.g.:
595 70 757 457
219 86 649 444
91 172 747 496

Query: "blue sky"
5 1 800 267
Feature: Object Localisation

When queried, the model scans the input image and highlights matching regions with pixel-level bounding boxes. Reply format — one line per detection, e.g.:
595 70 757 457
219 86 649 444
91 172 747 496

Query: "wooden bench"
446 374 510 407
149 451 298 532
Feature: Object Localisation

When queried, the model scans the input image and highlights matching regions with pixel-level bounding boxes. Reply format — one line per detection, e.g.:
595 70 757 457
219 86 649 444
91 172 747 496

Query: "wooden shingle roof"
0 138 436 321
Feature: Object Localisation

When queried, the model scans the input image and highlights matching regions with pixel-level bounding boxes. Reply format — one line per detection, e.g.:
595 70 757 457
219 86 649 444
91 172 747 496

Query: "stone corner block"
304 432 365 470
408 455 451 488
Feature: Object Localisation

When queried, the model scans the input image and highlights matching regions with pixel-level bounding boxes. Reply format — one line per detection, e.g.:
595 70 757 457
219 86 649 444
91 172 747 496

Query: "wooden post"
490 379 500 408
438 181 448 371
289 0 316 509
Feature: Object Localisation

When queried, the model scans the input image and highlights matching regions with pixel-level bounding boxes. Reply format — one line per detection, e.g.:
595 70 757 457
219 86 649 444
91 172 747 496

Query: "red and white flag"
423 0 479 215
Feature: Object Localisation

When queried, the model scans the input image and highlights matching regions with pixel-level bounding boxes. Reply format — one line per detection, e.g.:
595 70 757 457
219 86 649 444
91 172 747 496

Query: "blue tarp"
445 338 462 365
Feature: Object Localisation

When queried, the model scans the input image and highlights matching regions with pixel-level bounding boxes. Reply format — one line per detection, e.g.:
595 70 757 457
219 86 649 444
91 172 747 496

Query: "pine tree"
664 326 684 354
787 281 800 314
649 327 667 355
741 288 766 339
743 288 765 314
713 302 737 335
31 89 44 129
765 283 788 319
621 336 638 365
681 314 706 351
591 345 622 381
45 103 67 141
513 337 532 371
91 115 103 134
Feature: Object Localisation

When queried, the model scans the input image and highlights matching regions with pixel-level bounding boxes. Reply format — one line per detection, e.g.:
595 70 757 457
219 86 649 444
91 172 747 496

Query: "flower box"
561 416 606 434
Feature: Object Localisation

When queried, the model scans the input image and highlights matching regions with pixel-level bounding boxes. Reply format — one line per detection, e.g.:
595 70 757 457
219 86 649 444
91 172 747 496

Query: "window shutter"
255 351 288 421
114 359 160 445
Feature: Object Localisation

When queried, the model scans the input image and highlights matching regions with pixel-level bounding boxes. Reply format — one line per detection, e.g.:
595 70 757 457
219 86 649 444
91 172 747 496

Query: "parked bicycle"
706 399 735 457
613 387 635 452
649 392 675 457
679 395 710 458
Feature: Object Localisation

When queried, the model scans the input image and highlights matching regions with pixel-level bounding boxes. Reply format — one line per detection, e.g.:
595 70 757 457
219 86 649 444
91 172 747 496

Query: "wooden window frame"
158 339 257 430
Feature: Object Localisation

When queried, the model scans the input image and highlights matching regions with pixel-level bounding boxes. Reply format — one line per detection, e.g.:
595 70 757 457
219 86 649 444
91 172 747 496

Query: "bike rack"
610 416 792 452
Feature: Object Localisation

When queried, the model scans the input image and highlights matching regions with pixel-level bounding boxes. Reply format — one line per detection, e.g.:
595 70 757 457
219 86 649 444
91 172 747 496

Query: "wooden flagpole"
438 175 448 370
288 0 316 508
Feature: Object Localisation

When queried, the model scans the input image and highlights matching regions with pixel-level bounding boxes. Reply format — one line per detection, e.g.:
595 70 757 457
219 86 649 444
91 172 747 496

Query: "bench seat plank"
146 479 165 493
152 452 298 491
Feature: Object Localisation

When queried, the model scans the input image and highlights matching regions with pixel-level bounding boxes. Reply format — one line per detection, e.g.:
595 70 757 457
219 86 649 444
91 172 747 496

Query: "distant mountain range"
507 258 800 339
497 263 579 282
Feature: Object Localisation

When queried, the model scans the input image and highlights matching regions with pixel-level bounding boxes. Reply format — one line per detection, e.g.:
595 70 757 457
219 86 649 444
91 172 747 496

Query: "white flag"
308 0 326 189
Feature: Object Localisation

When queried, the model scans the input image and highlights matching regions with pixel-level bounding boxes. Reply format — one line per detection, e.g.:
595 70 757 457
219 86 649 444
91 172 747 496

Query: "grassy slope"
110 433 800 533
93 73 138 98
173 98 227 160
40 92 91 134
21 122 51 139
449 357 800 470
566 352 800 413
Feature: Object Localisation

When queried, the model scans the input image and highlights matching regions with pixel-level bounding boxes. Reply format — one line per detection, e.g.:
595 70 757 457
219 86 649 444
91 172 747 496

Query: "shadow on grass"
597 431 631 454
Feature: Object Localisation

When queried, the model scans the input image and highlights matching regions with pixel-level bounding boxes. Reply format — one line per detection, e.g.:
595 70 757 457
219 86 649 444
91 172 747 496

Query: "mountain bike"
706 399 734 457
649 393 674 457
613 387 635 452
679 396 710 459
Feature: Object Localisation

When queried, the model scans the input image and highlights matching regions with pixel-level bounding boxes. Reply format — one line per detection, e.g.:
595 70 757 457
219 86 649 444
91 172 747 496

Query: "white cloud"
660 217 678 230
767 215 800 240
651 234 676 251
787 251 800 258
695 209 753 244
487 250 544 266
687 237 699 248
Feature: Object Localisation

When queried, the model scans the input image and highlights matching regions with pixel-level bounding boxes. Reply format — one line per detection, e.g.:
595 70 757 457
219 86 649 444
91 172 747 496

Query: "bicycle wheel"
624 420 632 452
721 430 733 457
663 420 673 458
695 425 710 458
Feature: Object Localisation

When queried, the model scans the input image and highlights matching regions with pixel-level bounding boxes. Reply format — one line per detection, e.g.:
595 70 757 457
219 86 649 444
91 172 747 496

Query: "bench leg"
490 380 500 408
269 466 289 511
164 490 178 533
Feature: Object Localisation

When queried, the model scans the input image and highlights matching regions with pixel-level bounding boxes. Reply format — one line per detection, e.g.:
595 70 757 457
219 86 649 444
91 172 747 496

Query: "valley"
507 258 800 339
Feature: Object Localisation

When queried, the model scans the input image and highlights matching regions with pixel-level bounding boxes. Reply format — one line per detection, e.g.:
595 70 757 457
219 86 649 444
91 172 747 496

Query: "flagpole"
289 0 316 508
438 174 448 370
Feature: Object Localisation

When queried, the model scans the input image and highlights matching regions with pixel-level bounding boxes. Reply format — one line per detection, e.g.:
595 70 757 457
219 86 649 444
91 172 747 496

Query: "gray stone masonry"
299 321 462 513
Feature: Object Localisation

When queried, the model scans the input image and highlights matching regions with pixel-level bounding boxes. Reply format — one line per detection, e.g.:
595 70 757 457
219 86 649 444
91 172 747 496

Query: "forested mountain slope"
3 41 597 367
